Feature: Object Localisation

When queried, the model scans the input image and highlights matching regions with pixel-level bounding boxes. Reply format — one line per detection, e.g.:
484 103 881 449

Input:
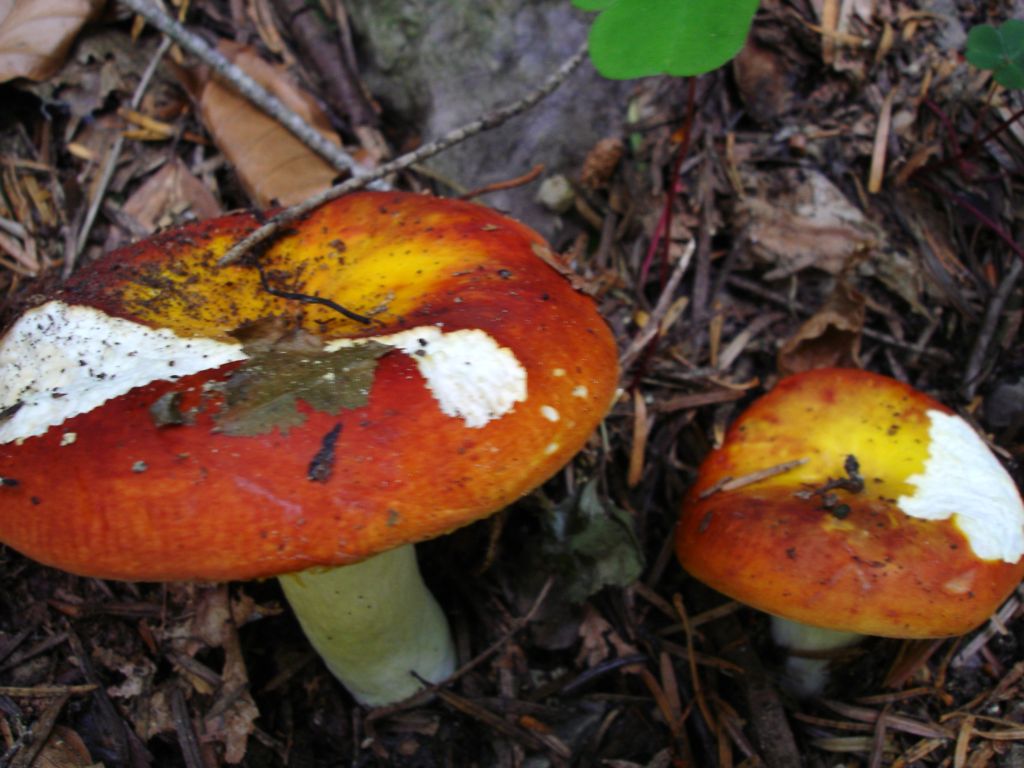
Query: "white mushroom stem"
277 544 456 706
770 616 863 698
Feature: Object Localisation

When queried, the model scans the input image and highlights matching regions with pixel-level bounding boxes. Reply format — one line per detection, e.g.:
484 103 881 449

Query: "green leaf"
544 480 644 603
966 20 1024 90
580 0 760 79
215 341 390 436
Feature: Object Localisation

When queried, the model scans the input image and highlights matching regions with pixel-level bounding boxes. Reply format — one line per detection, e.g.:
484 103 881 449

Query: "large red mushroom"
0 191 619 705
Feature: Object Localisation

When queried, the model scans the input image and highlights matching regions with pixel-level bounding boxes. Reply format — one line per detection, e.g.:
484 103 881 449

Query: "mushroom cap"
0 192 618 581
676 368 1024 638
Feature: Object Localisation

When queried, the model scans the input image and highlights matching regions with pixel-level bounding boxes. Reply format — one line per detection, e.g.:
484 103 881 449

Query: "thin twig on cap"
697 458 809 500
216 40 590 268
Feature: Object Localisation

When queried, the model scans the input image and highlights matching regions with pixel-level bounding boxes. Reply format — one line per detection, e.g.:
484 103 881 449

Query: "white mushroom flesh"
0 301 245 444
897 409 1024 563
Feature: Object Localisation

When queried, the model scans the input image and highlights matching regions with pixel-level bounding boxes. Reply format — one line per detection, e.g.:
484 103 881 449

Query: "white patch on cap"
897 410 1024 563
0 303 527 441
328 326 526 428
540 405 560 422
0 301 246 444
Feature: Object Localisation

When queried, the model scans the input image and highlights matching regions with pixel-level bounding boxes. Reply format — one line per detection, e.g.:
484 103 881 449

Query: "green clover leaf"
573 0 760 79
966 20 1024 90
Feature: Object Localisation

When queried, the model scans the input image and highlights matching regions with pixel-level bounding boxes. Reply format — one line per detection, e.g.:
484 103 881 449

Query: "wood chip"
628 388 651 488
868 90 896 194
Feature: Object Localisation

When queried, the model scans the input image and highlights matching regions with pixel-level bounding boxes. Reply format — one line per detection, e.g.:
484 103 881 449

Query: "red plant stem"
639 199 672 288
916 177 1024 264
975 105 1024 148
951 195 1024 263
631 79 697 388
923 97 968 177
920 98 1024 180
639 78 697 289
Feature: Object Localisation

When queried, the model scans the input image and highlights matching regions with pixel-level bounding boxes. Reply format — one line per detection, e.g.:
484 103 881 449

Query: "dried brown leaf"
193 586 233 649
91 645 157 700
22 29 182 130
778 279 866 376
121 158 223 234
575 604 639 669
194 586 257 763
195 41 342 207
133 685 175 742
32 725 94 768
732 40 793 123
0 0 102 82
205 694 259 764
230 586 283 625
737 168 882 279
864 249 929 315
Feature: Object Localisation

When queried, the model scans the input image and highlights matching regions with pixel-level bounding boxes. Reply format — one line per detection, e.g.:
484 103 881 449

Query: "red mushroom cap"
676 368 1024 638
0 191 618 581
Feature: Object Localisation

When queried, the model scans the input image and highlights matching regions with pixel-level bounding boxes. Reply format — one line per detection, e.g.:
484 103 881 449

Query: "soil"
0 0 1023 766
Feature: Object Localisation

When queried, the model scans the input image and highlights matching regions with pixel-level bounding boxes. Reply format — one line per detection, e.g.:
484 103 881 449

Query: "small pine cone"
580 137 625 189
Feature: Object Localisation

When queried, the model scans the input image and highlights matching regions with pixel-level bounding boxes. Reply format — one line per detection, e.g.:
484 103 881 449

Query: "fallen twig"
820 699 953 740
0 684 97 697
458 163 546 200
432 687 572 759
169 684 205 768
673 593 714 733
117 0 372 180
216 40 589 268
366 576 555 721
619 238 696 372
953 584 1024 668
707 612 803 768
961 256 1024 399
726 274 956 363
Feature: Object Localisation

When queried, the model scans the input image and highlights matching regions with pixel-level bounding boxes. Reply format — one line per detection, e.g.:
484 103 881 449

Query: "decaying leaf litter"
0 0 1022 765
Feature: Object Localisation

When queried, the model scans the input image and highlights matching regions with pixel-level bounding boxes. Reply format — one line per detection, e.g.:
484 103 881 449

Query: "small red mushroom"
676 368 1024 695
0 191 619 705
